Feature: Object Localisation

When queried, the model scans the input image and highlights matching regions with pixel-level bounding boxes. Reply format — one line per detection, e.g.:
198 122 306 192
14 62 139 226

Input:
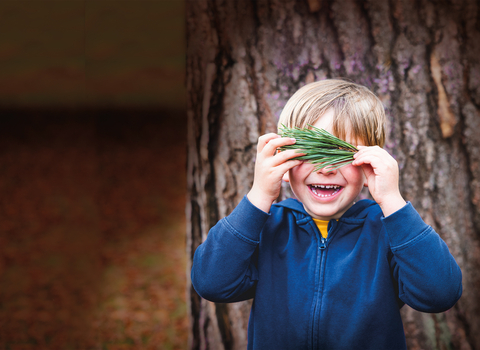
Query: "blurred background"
0 1 188 349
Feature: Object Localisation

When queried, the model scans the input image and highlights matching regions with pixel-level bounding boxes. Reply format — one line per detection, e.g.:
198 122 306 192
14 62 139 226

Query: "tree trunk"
186 0 480 349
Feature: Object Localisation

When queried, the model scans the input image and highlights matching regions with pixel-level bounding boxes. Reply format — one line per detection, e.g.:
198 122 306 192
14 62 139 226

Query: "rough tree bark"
186 0 480 349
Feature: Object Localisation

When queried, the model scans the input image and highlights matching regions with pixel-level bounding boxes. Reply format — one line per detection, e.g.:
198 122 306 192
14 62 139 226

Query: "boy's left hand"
352 146 406 217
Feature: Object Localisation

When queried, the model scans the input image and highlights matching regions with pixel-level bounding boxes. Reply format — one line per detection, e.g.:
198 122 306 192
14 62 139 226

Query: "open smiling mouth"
308 185 342 198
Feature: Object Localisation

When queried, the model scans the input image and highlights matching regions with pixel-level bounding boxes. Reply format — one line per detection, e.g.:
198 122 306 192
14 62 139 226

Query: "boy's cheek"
341 165 366 185
301 161 315 172
285 165 304 184
293 163 315 178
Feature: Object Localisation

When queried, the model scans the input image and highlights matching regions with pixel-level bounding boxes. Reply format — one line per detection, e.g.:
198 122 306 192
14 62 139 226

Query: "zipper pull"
319 237 327 250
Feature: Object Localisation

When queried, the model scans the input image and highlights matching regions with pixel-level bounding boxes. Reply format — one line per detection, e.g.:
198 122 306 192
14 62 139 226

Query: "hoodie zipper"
311 221 337 349
319 236 327 250
310 227 328 349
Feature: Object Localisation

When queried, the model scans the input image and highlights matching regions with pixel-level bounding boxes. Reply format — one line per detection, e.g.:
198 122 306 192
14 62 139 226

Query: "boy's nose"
317 166 337 175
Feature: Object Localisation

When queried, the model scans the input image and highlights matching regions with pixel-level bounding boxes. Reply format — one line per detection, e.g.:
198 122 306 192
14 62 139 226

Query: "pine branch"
279 124 358 171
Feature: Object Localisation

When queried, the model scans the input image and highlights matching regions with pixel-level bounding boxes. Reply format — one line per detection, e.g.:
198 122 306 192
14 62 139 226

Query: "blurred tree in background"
186 0 480 349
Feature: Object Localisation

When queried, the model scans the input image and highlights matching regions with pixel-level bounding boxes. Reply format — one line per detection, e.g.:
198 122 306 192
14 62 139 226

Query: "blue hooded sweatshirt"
191 196 462 350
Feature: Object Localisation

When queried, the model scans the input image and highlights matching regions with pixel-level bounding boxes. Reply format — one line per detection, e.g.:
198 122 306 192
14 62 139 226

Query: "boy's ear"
282 172 290 183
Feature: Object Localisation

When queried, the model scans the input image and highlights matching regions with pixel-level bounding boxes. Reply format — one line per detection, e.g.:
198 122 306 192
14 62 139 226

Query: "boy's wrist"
379 194 407 218
247 188 274 213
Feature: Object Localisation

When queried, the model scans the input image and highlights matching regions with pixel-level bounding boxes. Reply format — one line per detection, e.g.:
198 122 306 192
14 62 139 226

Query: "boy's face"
283 109 367 221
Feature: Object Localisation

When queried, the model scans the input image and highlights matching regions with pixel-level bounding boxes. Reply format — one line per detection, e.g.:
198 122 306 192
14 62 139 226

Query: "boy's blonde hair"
277 79 386 147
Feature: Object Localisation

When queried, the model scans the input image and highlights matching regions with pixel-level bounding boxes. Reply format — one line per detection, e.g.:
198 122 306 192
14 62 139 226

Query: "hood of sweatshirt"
273 197 381 224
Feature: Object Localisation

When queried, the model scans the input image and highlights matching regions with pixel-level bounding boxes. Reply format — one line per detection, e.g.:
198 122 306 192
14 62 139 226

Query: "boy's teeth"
309 185 341 197
311 185 340 189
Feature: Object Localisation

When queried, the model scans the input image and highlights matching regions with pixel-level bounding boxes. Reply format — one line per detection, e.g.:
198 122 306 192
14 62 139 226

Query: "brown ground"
0 110 188 349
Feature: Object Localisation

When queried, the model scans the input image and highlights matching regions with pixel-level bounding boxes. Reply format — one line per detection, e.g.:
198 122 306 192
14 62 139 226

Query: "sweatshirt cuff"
225 195 270 243
381 202 430 249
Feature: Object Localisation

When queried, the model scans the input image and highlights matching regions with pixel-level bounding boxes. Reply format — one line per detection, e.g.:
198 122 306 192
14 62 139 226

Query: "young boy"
191 79 462 349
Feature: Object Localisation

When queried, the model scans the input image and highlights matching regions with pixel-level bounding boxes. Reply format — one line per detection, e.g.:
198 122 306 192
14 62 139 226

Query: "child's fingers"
276 159 304 174
257 133 281 153
352 146 388 167
360 163 376 181
352 152 382 168
261 137 297 157
353 147 399 187
270 149 304 167
257 134 296 156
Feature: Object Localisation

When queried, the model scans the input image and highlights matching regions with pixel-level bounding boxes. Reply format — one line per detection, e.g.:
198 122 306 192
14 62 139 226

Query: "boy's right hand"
247 133 304 213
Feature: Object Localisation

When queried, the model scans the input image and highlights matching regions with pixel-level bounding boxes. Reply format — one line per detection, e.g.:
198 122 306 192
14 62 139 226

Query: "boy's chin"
304 205 341 221
304 201 356 221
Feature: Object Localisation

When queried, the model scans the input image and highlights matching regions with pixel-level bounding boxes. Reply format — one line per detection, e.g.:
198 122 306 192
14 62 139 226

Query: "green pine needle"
279 124 358 171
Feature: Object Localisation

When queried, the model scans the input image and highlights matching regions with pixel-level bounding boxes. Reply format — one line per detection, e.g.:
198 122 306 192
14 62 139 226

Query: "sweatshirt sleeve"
382 202 462 313
191 196 270 303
